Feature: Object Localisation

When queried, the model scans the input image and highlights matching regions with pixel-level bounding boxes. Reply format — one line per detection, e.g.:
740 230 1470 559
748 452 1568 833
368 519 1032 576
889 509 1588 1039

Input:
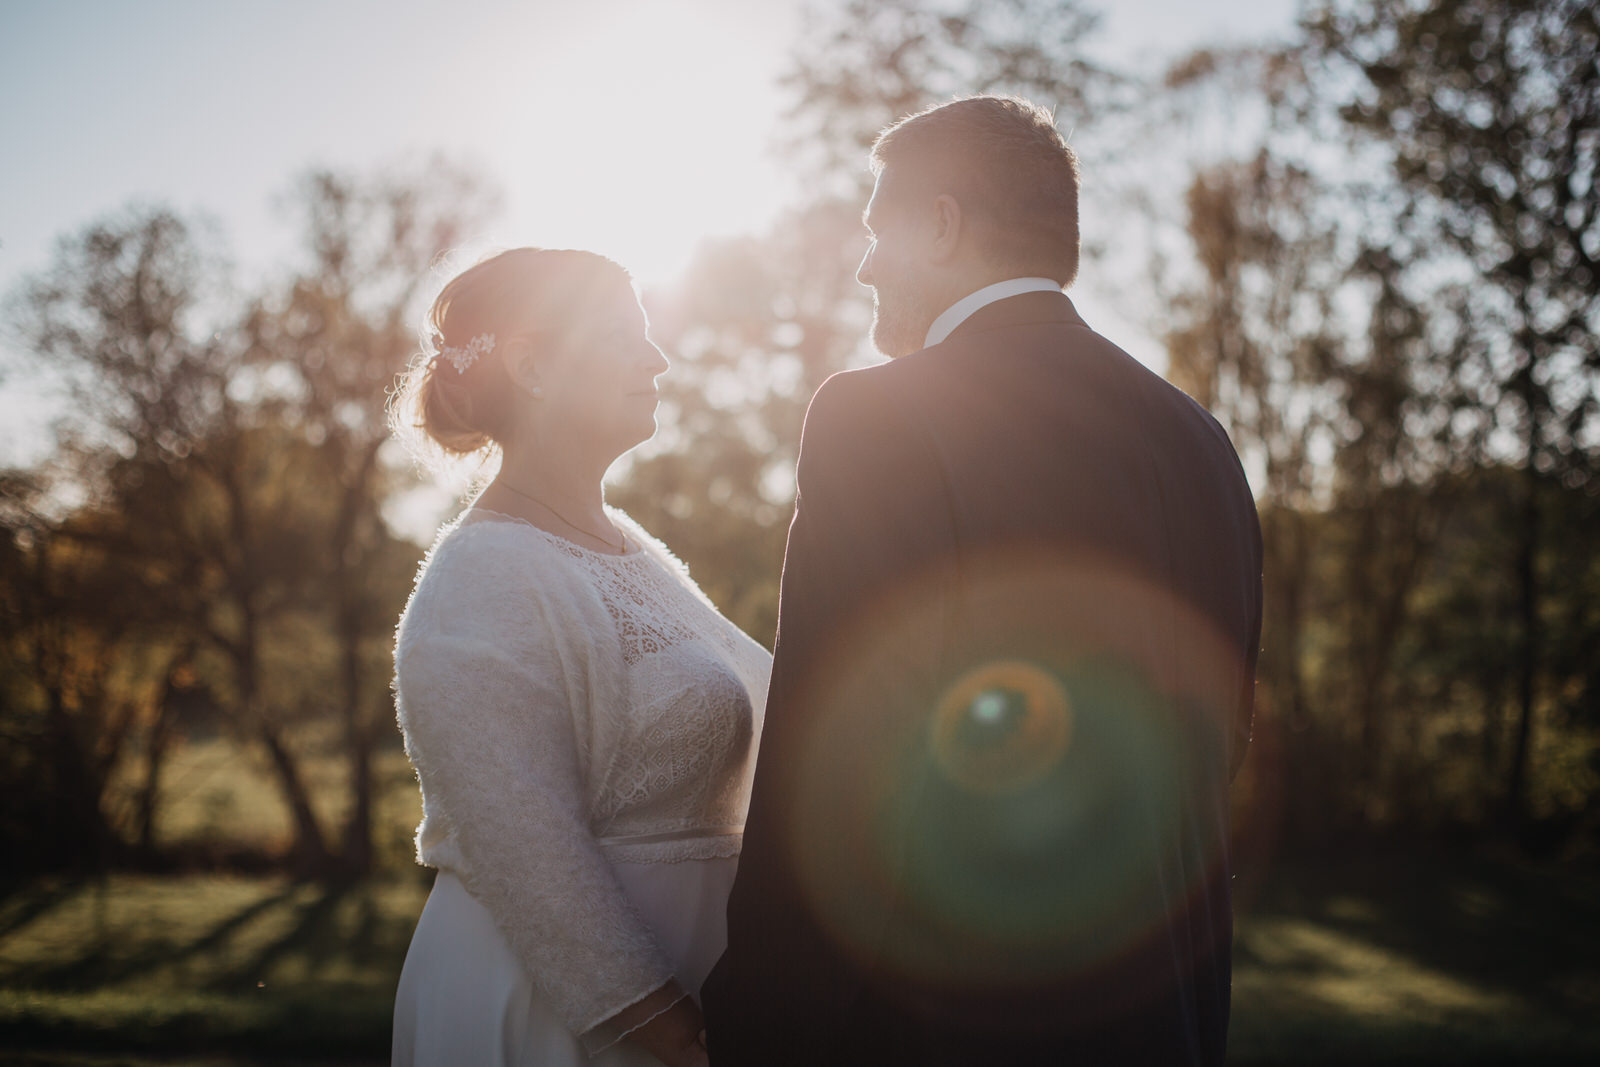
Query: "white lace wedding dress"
390 508 771 1066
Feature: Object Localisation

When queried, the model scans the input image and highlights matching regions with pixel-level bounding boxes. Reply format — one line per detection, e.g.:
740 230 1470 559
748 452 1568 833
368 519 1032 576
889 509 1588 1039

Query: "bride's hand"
607 983 709 1067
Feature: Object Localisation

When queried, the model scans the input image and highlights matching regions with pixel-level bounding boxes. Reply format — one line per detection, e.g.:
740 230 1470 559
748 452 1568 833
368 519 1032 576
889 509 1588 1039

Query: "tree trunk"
37 608 114 872
232 603 331 875
1504 458 1541 828
135 702 174 860
337 612 374 879
342 713 375 879
45 682 111 872
135 649 192 860
1352 489 1435 822
1266 508 1323 832
1350 505 1383 806
329 442 384 879
1279 511 1313 732
258 720 332 875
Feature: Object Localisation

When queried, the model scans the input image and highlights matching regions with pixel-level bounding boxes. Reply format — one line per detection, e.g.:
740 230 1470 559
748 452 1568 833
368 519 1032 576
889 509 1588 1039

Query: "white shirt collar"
923 277 1062 348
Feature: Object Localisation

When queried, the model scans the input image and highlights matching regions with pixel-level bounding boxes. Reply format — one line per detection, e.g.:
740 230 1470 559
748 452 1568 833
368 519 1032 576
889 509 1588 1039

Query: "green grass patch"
1 850 1596 1063
1229 847 1600 1063
0 873 427 1062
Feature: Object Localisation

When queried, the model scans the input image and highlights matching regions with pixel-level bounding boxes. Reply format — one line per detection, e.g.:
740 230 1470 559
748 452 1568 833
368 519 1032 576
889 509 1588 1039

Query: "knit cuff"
580 982 689 1055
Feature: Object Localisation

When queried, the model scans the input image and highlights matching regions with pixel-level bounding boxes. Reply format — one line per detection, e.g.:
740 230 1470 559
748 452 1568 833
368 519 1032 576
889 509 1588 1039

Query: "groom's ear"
929 193 964 264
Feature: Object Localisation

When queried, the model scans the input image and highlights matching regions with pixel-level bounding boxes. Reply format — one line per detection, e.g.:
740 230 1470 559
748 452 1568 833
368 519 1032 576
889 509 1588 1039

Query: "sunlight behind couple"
787 549 1244 1008
454 0 796 289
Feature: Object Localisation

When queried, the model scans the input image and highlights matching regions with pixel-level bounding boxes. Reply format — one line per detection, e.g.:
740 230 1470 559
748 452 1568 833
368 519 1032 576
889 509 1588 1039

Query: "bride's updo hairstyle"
391 247 630 459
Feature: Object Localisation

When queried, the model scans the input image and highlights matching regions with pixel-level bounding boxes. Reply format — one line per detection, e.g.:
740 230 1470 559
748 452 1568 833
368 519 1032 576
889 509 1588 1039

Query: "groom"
702 96 1262 1065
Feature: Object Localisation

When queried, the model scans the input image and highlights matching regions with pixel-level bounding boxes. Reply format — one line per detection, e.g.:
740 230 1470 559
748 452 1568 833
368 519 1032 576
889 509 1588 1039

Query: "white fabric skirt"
392 856 738 1067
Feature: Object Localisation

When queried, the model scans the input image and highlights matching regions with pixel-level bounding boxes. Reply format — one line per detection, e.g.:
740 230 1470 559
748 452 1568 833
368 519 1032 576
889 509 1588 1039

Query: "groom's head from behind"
859 95 1080 358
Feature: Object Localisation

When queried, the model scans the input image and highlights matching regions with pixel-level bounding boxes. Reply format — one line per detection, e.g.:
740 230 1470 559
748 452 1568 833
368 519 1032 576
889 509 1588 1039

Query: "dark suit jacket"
702 291 1263 1066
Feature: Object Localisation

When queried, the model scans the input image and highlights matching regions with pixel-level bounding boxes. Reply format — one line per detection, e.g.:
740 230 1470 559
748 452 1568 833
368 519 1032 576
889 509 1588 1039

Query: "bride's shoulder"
419 510 541 573
403 512 591 625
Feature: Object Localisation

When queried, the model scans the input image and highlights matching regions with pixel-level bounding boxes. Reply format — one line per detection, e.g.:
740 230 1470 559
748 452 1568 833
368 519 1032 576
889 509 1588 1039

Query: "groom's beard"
869 283 943 359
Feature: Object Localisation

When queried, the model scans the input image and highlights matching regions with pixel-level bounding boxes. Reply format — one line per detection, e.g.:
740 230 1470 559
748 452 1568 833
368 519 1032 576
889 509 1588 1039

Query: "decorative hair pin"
441 333 496 374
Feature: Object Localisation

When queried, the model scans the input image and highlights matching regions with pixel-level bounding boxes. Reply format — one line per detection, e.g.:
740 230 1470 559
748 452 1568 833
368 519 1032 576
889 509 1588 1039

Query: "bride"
387 248 771 1067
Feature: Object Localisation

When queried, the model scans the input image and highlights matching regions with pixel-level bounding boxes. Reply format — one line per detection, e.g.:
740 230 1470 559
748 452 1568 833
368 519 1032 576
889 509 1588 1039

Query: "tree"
241 159 497 875
3 210 257 869
1152 149 1348 826
0 469 171 870
5 171 493 876
1306 0 1600 823
783 0 1123 194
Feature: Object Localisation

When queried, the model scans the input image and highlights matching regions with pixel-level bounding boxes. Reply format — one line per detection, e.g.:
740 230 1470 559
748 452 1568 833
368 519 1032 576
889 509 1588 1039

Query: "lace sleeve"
395 631 676 1040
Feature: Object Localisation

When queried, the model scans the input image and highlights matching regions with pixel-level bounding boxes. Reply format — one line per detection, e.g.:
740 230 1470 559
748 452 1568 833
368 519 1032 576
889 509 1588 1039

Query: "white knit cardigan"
393 507 771 1041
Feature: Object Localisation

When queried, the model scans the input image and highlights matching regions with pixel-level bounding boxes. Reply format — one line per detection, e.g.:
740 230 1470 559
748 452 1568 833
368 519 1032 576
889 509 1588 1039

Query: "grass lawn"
0 871 427 1065
1228 847 1600 1063
6 734 1597 1063
2 848 1597 1065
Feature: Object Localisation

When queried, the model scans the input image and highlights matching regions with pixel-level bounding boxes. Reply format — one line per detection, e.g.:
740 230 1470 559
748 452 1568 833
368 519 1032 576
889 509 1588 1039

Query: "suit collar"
923 277 1063 347
937 289 1089 347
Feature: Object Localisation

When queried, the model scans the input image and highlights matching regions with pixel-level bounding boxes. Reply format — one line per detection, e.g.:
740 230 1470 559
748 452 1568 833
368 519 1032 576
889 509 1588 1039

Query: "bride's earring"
506 341 545 401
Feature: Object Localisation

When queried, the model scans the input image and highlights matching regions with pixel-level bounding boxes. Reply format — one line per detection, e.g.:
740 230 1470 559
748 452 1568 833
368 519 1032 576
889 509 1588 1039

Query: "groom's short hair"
871 95 1080 288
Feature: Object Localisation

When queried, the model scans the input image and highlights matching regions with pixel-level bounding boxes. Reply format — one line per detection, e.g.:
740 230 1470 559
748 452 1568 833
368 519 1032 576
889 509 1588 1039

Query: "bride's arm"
396 624 677 1049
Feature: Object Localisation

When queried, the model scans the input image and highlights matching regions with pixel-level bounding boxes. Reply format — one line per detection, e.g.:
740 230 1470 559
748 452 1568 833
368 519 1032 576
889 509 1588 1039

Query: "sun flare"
442 0 795 286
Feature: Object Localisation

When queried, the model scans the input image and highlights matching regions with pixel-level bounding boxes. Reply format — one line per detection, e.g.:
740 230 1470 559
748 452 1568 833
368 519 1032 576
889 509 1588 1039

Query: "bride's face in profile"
527 277 669 462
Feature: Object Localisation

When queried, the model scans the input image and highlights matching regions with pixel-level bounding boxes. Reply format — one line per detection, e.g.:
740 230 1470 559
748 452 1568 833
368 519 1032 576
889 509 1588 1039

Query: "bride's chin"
625 419 658 452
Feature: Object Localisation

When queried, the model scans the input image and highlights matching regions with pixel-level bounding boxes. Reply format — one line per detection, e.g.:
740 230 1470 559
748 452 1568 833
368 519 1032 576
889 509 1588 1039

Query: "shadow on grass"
5 882 306 992
1242 845 1600 1031
218 881 357 991
0 883 83 943
0 1054 384 1067
5 853 1598 1063
0 988 394 1062
1224 843 1600 1064
0 876 424 1062
1 874 431 998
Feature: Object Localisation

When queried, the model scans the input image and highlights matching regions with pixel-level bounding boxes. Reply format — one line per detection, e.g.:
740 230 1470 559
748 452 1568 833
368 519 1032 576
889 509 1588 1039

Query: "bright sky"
0 0 1302 465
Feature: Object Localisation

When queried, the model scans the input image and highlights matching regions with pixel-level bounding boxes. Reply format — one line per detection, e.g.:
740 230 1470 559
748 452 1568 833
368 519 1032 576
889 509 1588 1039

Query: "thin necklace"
495 480 626 553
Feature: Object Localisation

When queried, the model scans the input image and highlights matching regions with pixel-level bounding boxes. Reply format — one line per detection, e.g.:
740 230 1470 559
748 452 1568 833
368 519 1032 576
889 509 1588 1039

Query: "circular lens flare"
784 547 1250 1018
930 660 1072 795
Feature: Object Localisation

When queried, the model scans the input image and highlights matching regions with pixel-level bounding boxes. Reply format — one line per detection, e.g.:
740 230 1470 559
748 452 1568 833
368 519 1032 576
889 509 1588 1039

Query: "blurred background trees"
1305 0 1600 830
2 0 1596 881
2 165 496 878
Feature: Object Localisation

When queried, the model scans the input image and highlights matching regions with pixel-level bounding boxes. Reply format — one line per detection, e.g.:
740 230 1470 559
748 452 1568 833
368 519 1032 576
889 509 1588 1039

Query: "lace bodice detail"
477 510 769 861
392 507 771 1038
